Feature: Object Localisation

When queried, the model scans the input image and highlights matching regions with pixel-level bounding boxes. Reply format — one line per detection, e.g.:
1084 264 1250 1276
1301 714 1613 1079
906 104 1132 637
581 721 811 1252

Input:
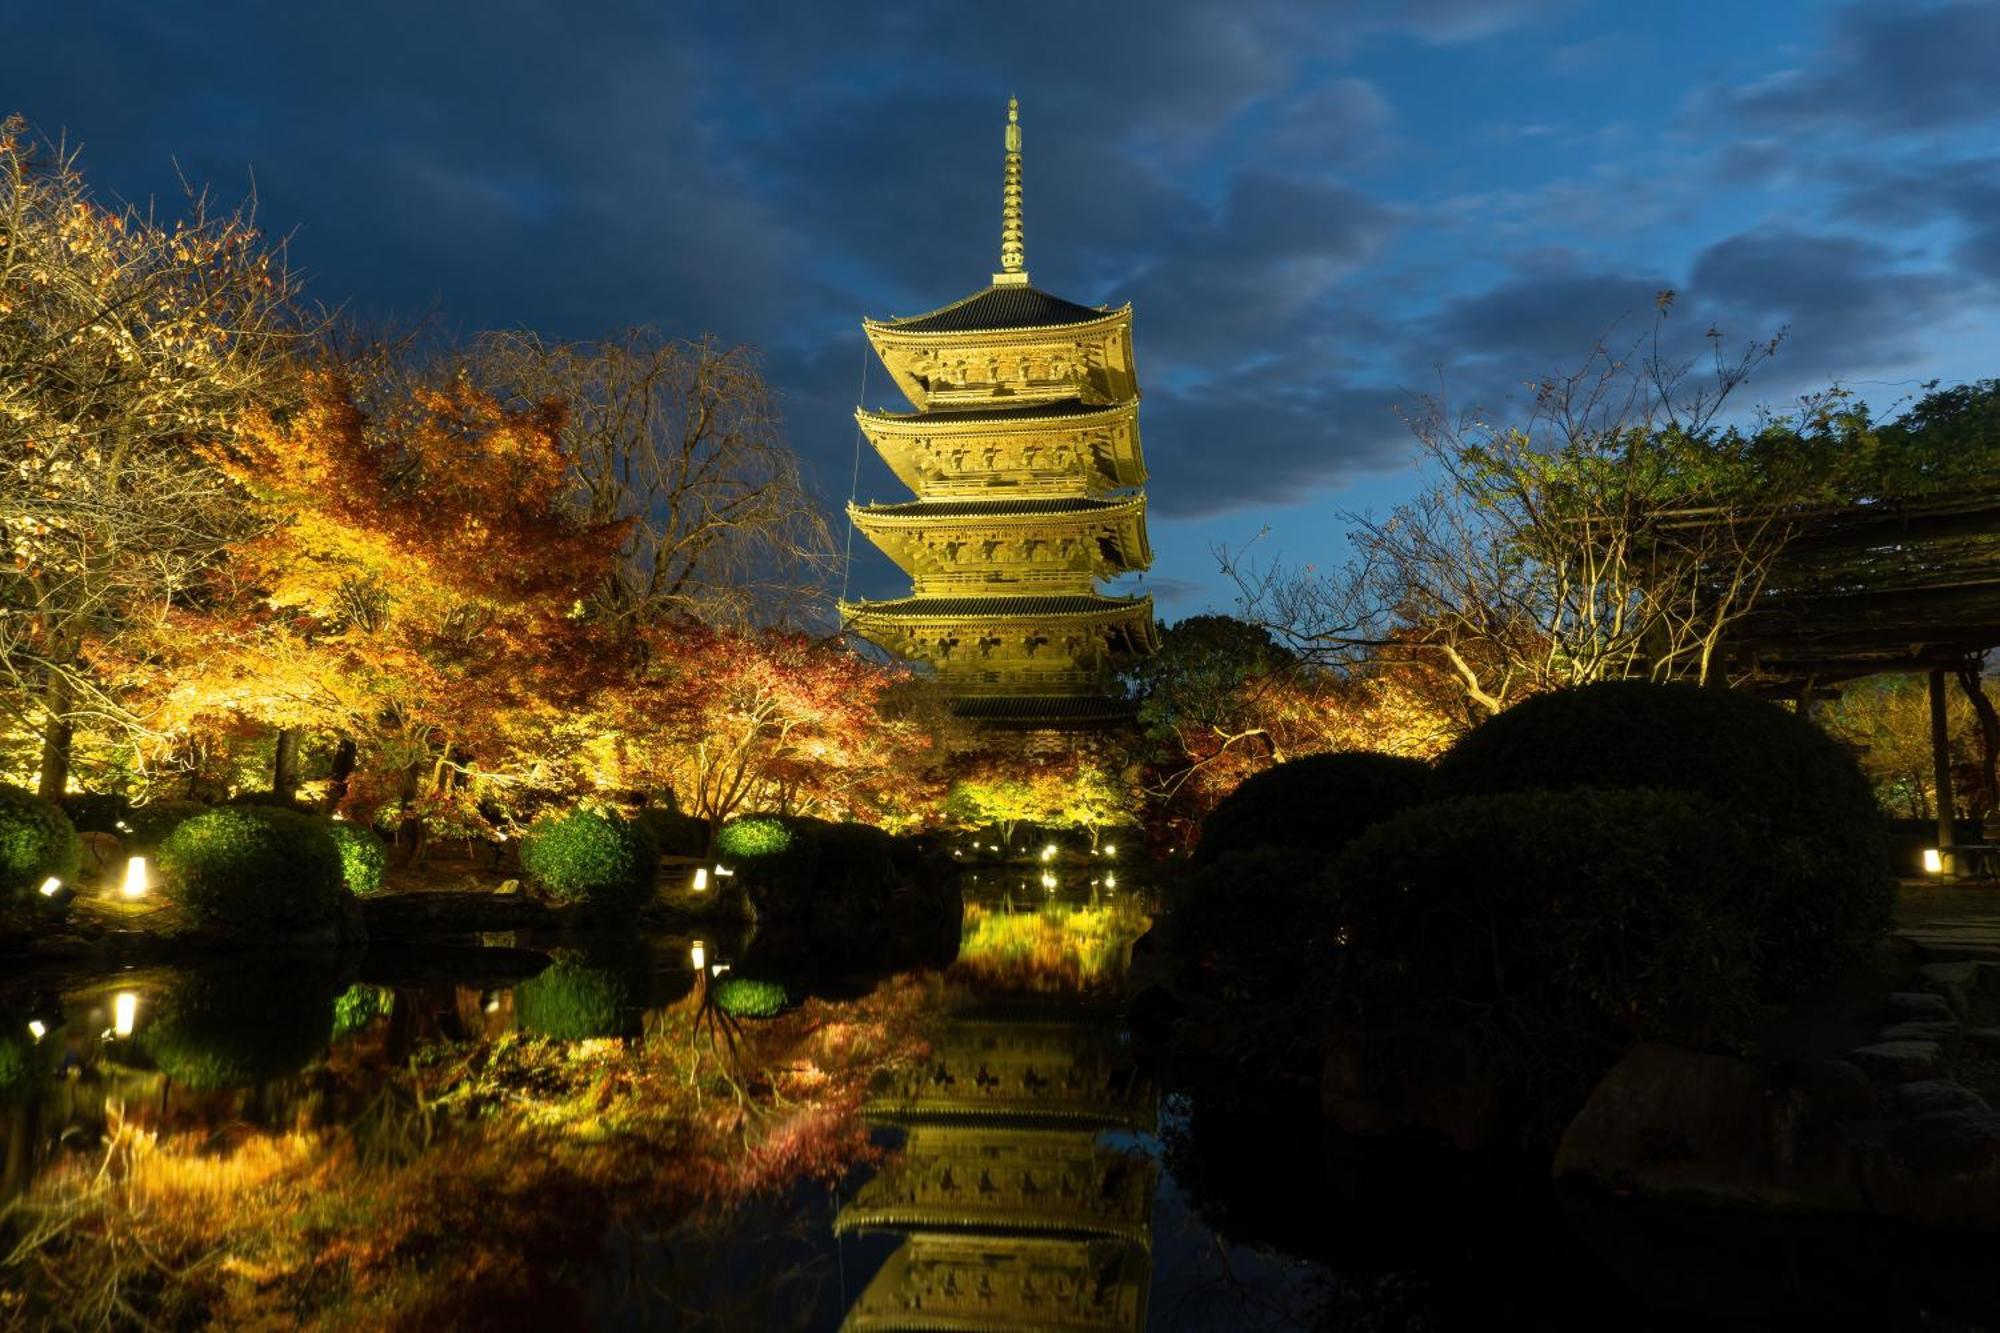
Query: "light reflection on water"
4 878 1997 1330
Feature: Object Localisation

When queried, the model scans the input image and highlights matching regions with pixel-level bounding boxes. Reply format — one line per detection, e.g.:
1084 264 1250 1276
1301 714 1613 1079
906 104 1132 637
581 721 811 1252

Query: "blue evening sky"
9 1 1998 618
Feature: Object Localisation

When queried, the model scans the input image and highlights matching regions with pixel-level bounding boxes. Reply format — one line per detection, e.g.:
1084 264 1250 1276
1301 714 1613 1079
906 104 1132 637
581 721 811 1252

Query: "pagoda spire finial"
995 97 1029 287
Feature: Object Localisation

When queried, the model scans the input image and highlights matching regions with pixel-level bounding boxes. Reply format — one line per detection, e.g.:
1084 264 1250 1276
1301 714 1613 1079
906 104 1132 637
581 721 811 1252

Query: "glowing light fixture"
1105 871 1117 889
121 855 149 900
1040 844 1056 862
39 876 62 897
27 1020 46 1041
1040 871 1057 889
112 991 138 1037
690 940 707 971
1923 848 1945 876
714 864 734 878
116 819 132 833
1105 844 1117 859
693 867 710 893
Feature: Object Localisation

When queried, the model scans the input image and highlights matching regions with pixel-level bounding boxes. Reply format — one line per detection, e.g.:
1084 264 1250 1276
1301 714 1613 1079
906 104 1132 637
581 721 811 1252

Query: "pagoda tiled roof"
865 398 1126 426
846 593 1150 619
874 285 1113 334
856 496 1135 520
950 694 1139 723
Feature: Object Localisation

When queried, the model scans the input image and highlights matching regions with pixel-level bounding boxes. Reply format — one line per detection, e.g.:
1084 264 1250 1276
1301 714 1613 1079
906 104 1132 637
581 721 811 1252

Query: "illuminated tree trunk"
328 738 358 806
35 673 72 801
271 728 301 802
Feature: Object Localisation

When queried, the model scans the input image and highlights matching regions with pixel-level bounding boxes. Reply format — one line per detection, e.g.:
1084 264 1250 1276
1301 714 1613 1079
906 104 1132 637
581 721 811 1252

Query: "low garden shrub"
142 968 339 1090
332 983 395 1039
716 815 820 896
1172 845 1339 1005
1434 680 1894 997
58 792 131 835
808 820 900 898
0 783 82 905
326 820 390 895
1194 751 1434 866
636 806 710 858
519 808 659 914
713 976 789 1019
123 800 211 847
1332 787 1762 1132
158 807 346 929
516 952 643 1039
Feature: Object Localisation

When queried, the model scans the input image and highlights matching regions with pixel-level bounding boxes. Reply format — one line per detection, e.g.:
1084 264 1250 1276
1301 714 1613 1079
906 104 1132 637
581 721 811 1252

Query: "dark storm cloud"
1700 1 2000 133
1142 382 1415 518
1686 231 1957 374
1835 156 2000 286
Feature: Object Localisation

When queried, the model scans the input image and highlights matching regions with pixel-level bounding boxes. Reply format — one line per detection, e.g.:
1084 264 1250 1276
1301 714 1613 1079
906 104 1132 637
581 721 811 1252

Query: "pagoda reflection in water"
836 1017 1157 1332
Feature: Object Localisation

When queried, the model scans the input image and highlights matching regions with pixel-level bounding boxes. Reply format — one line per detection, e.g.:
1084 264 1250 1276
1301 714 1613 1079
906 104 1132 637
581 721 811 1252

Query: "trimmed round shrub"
59 792 131 835
635 806 710 858
332 983 396 1040
809 820 900 897
124 800 211 847
516 952 643 1039
326 820 390 896
519 808 659 914
1194 752 1434 866
713 976 789 1019
716 815 821 895
0 783 82 905
159 807 346 929
141 969 338 1090
1434 681 1894 996
1173 845 1338 1005
1332 788 1761 1129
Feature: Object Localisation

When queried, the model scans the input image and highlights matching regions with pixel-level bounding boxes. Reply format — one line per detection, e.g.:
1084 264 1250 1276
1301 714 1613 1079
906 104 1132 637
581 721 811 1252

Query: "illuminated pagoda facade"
840 100 1158 726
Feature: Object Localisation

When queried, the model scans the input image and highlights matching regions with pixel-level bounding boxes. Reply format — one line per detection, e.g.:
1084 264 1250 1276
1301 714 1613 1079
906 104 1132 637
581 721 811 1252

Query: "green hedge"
159 807 347 929
515 952 644 1039
1173 846 1339 1007
332 983 396 1040
124 800 211 847
716 815 821 895
807 819 900 897
326 821 390 896
1435 681 1894 997
141 969 338 1090
1333 788 1761 1129
714 976 789 1018
0 783 82 906
519 808 659 914
1194 752 1434 866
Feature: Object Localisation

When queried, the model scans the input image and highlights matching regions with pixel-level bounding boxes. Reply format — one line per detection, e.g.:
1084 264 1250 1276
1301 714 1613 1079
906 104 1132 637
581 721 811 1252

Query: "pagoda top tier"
860 99 1138 411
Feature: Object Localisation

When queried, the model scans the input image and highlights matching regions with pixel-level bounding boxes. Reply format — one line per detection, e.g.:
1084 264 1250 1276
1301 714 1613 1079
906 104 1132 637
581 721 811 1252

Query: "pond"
3 873 1996 1330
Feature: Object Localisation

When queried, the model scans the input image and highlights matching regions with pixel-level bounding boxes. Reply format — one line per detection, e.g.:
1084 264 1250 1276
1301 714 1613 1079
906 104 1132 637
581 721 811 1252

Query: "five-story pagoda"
840 100 1158 725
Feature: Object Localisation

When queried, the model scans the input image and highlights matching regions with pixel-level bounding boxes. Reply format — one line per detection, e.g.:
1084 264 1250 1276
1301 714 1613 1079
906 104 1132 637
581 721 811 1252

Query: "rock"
1874 1021 1962 1056
1320 1019 1502 1151
1791 1059 1880 1118
1916 963 1982 1019
1966 1027 2000 1049
1888 991 1955 1021
1850 1040 1946 1082
1894 1080 1989 1116
495 878 521 896
1861 1108 2000 1230
1553 1043 1866 1213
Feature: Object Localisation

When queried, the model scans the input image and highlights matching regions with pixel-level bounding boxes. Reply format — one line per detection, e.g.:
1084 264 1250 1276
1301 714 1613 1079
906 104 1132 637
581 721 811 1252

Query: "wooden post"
1931 667 1956 878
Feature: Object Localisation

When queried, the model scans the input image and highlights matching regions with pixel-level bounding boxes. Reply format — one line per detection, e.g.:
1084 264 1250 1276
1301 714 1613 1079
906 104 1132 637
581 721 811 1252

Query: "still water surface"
3 877 1995 1330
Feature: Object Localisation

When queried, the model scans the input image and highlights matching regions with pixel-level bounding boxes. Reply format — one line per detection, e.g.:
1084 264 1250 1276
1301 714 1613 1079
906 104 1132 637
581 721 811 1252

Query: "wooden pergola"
1713 487 2000 874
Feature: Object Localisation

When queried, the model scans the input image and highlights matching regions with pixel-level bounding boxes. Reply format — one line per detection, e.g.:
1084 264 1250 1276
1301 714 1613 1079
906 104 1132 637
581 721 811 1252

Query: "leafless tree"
0 116 309 796
466 329 836 630
1223 302 1813 717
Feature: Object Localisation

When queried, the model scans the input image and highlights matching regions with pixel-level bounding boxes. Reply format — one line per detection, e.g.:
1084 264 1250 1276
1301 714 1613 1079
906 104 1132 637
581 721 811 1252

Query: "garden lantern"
121 855 148 899
1923 848 1945 876
112 991 138 1037
690 940 706 971
39 876 61 896
693 867 709 893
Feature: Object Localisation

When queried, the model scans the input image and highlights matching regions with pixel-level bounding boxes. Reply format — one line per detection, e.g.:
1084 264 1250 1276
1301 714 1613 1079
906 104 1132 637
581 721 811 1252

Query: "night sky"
11 1 1999 614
